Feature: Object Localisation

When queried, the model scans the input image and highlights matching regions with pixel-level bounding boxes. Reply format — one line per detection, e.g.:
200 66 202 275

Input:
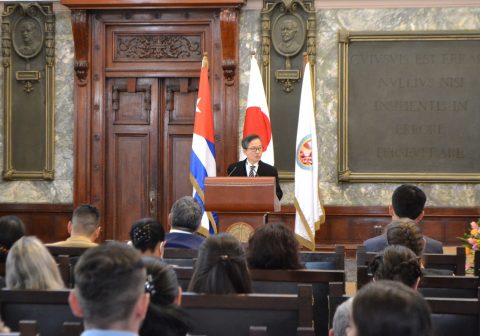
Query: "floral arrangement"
458 219 479 273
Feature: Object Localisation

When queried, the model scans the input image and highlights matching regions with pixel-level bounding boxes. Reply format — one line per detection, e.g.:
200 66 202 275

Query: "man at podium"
227 134 283 200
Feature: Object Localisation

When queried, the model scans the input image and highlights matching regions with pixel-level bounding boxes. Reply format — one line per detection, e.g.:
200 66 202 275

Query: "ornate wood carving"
220 9 238 86
71 10 89 86
115 34 201 60
112 84 152 122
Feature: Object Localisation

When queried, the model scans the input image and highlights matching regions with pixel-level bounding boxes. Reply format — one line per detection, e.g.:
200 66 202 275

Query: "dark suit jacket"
227 159 283 200
165 232 205 249
363 233 443 254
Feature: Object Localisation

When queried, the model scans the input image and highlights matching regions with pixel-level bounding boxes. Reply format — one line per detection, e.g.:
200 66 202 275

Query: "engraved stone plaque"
338 32 480 182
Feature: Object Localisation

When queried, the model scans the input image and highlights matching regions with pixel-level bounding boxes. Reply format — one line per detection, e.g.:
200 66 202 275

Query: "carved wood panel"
105 78 159 241
64 3 241 240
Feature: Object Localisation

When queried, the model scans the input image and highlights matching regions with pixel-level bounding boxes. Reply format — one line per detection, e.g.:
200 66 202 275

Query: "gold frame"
338 30 480 183
2 3 55 180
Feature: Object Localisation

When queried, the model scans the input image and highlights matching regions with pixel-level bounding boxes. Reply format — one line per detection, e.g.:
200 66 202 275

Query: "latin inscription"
345 38 480 174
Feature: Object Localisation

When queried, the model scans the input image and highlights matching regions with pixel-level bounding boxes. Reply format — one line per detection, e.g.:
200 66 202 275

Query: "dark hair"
0 216 25 262
352 280 432 336
72 204 100 235
74 242 146 328
247 223 302 270
170 196 202 232
241 134 262 150
188 233 252 294
141 257 190 336
386 219 424 256
392 185 426 220
369 245 422 288
130 218 165 253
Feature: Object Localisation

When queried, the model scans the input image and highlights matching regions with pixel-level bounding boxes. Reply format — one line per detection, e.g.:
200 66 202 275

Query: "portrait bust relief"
13 18 43 59
272 14 305 57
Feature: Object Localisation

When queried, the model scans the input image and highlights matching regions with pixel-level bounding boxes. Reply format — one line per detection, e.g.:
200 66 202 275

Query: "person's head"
386 219 425 257
329 297 353 336
0 215 25 262
391 185 426 221
130 218 165 257
188 233 252 294
241 134 263 165
247 223 302 270
281 19 298 42
69 242 149 331
369 245 422 289
141 257 190 336
70 204 101 241
348 280 432 336
169 196 202 233
20 21 34 44
6 236 64 290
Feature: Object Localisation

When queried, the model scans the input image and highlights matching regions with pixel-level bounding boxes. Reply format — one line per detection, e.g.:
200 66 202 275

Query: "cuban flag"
190 55 217 235
241 54 274 165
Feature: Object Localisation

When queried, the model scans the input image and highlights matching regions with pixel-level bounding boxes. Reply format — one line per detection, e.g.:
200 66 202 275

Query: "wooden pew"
163 248 198 267
181 285 313 336
427 293 480 336
47 246 90 288
356 245 467 290
328 289 480 336
172 266 194 291
249 269 345 336
298 246 345 270
0 289 80 336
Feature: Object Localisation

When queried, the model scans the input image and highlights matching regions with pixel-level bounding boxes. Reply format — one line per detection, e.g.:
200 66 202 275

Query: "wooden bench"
181 284 313 336
298 246 345 270
163 248 198 267
427 294 480 336
46 246 91 288
249 269 345 336
0 289 81 336
328 284 480 336
356 245 466 289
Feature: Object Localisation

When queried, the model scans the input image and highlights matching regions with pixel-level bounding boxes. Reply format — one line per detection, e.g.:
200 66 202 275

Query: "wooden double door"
105 77 199 240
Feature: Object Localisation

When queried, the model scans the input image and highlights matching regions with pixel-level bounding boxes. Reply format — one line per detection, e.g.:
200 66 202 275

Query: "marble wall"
0 4 74 203
0 4 478 207
239 7 480 207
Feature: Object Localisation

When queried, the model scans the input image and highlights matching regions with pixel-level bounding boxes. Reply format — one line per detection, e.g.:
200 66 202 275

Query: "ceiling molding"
245 0 480 10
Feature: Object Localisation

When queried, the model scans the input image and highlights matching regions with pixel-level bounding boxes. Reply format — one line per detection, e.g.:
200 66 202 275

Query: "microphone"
228 166 238 176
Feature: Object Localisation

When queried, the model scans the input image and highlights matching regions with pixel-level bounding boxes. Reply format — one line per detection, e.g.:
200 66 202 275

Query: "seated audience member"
363 184 442 253
247 223 302 270
329 297 353 336
131 218 166 257
6 236 64 289
141 257 191 336
49 204 100 247
348 280 432 336
165 196 204 249
369 245 422 289
69 242 149 335
386 219 451 275
188 233 252 294
0 215 26 262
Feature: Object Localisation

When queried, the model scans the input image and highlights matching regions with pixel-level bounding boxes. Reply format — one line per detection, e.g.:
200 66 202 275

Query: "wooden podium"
204 177 280 242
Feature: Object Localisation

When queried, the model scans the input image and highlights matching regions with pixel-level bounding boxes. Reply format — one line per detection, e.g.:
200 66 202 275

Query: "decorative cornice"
245 0 480 10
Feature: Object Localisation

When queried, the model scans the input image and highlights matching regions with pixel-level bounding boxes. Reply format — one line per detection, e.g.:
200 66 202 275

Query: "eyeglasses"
247 146 263 153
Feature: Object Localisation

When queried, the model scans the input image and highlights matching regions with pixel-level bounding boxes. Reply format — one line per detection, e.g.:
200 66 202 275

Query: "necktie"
249 165 255 177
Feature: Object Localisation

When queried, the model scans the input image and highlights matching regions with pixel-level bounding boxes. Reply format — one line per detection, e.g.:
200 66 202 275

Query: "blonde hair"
6 236 64 290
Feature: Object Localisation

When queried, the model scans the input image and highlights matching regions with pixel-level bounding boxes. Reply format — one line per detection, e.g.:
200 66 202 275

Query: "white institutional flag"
294 61 324 251
241 55 274 165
